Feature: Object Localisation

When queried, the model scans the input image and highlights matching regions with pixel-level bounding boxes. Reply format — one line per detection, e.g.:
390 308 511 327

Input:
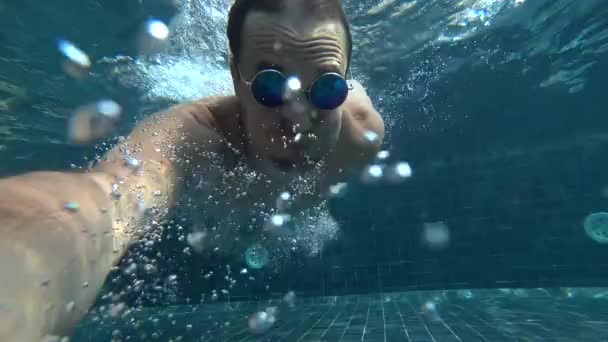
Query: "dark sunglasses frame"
236 65 354 110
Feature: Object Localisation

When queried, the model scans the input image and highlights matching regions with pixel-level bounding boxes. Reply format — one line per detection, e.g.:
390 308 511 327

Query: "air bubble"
276 191 292 210
328 182 348 198
283 291 296 307
68 100 122 145
376 150 390 160
248 308 277 334
147 20 169 40
187 231 207 253
363 130 379 143
287 76 301 91
245 244 269 269
283 76 302 102
265 214 291 232
123 263 137 275
108 302 126 318
63 202 80 212
421 221 451 251
280 192 291 201
421 301 441 322
361 164 384 183
385 162 412 183
57 39 91 78
111 184 121 198
124 156 141 170
266 306 278 316
138 19 170 55
584 212 608 244
272 214 286 226
144 264 157 274
96 100 121 119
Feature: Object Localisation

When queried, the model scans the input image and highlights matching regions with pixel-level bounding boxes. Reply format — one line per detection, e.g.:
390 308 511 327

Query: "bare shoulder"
96 96 239 181
171 95 240 132
158 95 243 149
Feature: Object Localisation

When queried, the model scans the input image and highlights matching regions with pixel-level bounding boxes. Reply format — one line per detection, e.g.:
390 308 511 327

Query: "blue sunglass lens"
309 73 349 110
251 70 286 107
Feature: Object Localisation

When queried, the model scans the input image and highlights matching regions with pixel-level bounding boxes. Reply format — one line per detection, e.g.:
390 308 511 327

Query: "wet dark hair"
227 0 352 73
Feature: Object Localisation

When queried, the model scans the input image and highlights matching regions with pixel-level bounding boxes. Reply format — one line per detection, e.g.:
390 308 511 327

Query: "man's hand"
323 79 385 189
346 80 374 109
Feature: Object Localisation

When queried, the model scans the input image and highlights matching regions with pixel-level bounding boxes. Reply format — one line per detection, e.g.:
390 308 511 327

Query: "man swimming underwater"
0 0 384 340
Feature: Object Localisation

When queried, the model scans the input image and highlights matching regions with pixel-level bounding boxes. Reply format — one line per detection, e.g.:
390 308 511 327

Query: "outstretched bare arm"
0 98 224 341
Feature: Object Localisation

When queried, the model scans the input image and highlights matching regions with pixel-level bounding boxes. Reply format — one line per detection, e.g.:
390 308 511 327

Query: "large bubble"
245 244 270 269
584 212 608 244
421 221 451 251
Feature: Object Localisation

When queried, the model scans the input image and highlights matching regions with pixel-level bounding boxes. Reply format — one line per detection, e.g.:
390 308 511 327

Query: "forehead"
239 11 348 75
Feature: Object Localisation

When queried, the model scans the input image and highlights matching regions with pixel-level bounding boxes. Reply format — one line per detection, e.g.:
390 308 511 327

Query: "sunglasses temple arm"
346 68 355 90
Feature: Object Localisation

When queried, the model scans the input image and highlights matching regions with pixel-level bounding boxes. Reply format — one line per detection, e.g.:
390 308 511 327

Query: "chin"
269 147 301 160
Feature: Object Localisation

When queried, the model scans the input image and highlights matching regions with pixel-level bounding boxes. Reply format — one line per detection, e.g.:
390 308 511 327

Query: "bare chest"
179 157 337 259
185 158 326 227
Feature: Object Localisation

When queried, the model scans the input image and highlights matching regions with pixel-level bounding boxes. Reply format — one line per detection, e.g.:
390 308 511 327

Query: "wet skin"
94 7 385 231
0 4 384 340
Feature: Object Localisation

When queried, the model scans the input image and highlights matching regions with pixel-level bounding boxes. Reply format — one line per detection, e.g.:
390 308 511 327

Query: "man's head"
227 0 352 166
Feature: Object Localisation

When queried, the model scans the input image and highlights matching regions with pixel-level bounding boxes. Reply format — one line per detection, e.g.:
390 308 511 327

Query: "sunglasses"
238 67 352 110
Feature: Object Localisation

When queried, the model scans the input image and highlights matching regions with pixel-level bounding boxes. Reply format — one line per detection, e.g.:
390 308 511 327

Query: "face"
231 5 348 165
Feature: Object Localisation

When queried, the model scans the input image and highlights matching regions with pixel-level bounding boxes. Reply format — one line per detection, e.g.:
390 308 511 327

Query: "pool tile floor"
73 288 608 341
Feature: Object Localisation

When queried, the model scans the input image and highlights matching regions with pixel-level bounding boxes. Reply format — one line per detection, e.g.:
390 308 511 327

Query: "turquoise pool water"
1 0 608 340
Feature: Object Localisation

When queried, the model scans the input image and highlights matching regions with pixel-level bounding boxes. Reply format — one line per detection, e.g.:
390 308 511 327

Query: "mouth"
267 130 317 149
279 117 298 135
265 120 315 148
